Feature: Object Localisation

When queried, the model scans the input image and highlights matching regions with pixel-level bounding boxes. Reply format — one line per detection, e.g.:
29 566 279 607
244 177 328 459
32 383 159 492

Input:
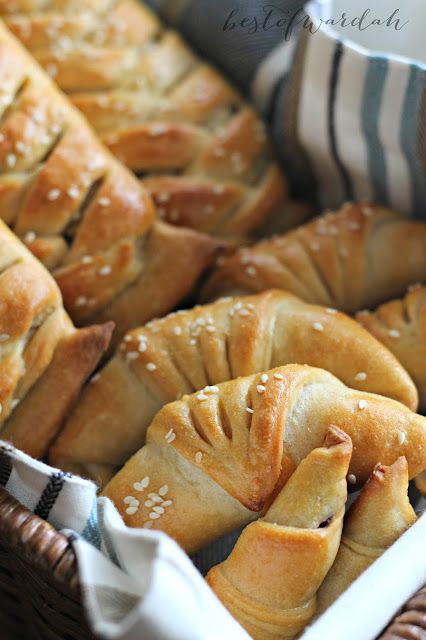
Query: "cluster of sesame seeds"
196 385 219 402
122 478 173 527
228 301 255 318
165 428 176 444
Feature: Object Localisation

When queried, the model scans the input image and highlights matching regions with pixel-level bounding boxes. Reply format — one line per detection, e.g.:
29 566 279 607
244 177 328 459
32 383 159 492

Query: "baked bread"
102 364 426 553
0 21 218 340
0 1 296 237
48 290 418 486
202 203 426 313
206 427 352 640
0 219 112 458
316 457 417 616
356 285 426 411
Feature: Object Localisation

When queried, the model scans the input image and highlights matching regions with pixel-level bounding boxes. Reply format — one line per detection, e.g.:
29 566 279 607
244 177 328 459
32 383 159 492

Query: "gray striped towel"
147 0 425 218
0 441 249 640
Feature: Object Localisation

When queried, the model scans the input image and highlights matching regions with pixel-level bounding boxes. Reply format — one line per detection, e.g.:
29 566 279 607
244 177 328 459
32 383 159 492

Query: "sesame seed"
149 512 161 520
239 309 250 317
260 374 269 384
348 222 360 231
15 141 27 154
141 477 150 488
339 248 349 258
362 206 374 216
143 521 153 529
146 362 157 371
11 399 19 409
75 296 88 307
162 500 173 507
123 496 137 504
347 474 357 485
257 385 266 394
24 231 36 243
6 154 16 168
153 506 165 515
47 188 61 201
326 308 337 314
355 372 367 381
0 334 10 342
195 451 203 464
165 429 175 443
144 500 154 507
246 407 254 414
388 329 401 338
0 133 4 143
46 63 58 77
197 393 208 401
138 342 147 352
90 374 100 383
213 184 225 195
245 266 257 277
159 485 169 496
173 326 182 336
151 495 163 504
310 241 320 252
398 431 406 445
0 403 2 415
150 124 167 136
126 506 138 515
313 322 324 332
67 186 80 199
190 339 196 346
98 197 111 207
358 400 367 410
99 265 112 276
206 325 216 333
204 385 219 393
81 255 93 264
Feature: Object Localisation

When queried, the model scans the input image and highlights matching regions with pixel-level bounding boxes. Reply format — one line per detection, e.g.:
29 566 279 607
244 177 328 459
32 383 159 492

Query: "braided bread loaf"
49 290 417 486
102 364 426 553
316 457 417 616
0 0 295 237
202 203 426 313
0 219 112 458
0 21 218 340
206 427 352 640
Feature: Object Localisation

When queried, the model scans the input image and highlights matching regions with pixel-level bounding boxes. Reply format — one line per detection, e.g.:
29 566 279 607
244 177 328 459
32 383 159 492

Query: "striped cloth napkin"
0 441 249 640
148 0 426 218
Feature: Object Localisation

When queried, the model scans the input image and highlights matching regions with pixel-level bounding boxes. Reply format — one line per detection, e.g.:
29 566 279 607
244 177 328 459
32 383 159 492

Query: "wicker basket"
0 487 424 640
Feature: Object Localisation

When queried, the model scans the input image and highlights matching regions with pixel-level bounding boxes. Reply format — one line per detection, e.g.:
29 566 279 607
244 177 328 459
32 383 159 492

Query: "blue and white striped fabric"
147 0 426 218
0 441 249 640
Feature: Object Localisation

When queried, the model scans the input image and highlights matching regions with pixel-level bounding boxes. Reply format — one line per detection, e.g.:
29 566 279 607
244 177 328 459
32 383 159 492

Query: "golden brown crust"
102 364 426 552
0 219 113 457
316 458 417 616
0 21 219 340
356 285 426 411
202 203 426 312
0 0 295 236
206 428 351 640
49 290 417 482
